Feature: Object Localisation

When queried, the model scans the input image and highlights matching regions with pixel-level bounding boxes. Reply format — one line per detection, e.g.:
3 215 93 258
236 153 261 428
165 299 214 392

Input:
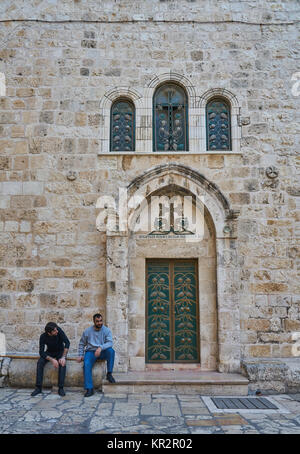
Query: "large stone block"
242 358 300 394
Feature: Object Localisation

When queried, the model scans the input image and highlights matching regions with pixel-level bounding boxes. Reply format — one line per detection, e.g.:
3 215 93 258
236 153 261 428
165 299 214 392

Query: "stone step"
102 371 249 395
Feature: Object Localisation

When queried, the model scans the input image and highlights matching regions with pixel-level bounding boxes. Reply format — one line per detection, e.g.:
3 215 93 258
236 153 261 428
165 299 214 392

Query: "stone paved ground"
1 388 300 434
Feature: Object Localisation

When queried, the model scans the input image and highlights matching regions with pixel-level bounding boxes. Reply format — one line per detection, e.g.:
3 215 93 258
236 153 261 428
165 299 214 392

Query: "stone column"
106 232 129 372
216 236 242 374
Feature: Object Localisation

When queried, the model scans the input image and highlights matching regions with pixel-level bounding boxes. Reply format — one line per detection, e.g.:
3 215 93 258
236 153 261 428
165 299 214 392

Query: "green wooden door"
146 259 199 363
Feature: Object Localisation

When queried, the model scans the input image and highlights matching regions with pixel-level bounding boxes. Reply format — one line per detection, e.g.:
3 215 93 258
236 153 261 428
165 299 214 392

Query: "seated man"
77 313 116 397
31 322 70 397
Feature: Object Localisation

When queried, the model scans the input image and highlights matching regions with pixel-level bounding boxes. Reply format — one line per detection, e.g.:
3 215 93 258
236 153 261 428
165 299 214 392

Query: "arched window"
110 99 135 151
206 98 231 151
153 83 188 152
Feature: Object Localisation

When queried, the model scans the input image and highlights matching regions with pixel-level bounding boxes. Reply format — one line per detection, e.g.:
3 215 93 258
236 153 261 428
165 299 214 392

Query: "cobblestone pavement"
1 388 300 434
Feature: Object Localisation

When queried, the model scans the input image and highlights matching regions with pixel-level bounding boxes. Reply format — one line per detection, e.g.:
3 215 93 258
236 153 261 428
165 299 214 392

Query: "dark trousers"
35 352 66 389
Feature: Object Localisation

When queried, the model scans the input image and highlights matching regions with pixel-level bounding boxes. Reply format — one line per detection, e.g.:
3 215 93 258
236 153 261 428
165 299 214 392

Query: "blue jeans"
83 348 115 390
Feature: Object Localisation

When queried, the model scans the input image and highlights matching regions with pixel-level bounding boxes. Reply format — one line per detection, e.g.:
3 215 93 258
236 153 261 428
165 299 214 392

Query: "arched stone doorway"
127 183 217 371
102 164 241 374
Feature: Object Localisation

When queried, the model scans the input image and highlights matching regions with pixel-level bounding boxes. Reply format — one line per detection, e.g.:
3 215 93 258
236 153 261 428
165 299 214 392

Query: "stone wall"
0 1 299 373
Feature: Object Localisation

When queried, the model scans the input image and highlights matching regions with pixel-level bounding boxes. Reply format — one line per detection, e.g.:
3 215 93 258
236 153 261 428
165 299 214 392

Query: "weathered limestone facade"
0 0 299 391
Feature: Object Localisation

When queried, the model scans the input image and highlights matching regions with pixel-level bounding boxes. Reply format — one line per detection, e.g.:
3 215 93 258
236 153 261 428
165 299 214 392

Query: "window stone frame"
199 88 241 154
99 82 242 155
100 87 142 153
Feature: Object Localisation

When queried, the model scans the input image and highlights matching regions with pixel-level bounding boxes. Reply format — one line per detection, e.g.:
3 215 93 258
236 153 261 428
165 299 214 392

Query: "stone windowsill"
98 151 242 156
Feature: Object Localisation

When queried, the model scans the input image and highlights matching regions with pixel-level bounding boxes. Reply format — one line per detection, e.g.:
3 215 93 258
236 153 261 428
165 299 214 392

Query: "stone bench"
0 355 106 389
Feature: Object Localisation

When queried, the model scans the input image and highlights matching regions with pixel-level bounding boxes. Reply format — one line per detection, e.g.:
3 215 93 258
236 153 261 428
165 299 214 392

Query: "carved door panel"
146 259 199 363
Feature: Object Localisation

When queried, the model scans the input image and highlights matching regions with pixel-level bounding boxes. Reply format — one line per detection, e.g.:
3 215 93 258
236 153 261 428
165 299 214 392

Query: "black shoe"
84 389 94 397
31 388 42 397
106 373 116 384
58 388 66 397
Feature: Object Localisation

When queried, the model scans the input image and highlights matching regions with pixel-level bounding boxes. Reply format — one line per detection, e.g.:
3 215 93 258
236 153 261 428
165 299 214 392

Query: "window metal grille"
206 98 231 151
153 84 188 152
110 99 135 151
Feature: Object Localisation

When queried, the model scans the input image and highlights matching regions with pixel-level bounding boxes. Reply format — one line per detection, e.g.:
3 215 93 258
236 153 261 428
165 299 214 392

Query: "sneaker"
58 388 66 397
84 389 94 397
31 388 42 397
106 373 116 384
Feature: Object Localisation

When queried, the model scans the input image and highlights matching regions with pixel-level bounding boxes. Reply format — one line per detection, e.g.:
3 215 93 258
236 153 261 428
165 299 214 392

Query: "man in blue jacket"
31 322 70 397
77 313 116 397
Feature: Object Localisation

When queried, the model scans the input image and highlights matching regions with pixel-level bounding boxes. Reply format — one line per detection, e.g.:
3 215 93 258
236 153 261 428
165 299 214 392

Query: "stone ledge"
241 358 300 394
97 151 243 156
0 356 106 388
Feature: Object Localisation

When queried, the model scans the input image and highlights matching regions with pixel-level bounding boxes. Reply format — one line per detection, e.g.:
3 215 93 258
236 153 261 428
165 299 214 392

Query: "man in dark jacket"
31 322 70 397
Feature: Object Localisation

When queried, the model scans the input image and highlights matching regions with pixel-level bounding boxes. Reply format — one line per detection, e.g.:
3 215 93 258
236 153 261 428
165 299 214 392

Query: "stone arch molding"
198 87 240 109
127 163 238 239
100 86 143 110
96 163 239 238
145 72 197 105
